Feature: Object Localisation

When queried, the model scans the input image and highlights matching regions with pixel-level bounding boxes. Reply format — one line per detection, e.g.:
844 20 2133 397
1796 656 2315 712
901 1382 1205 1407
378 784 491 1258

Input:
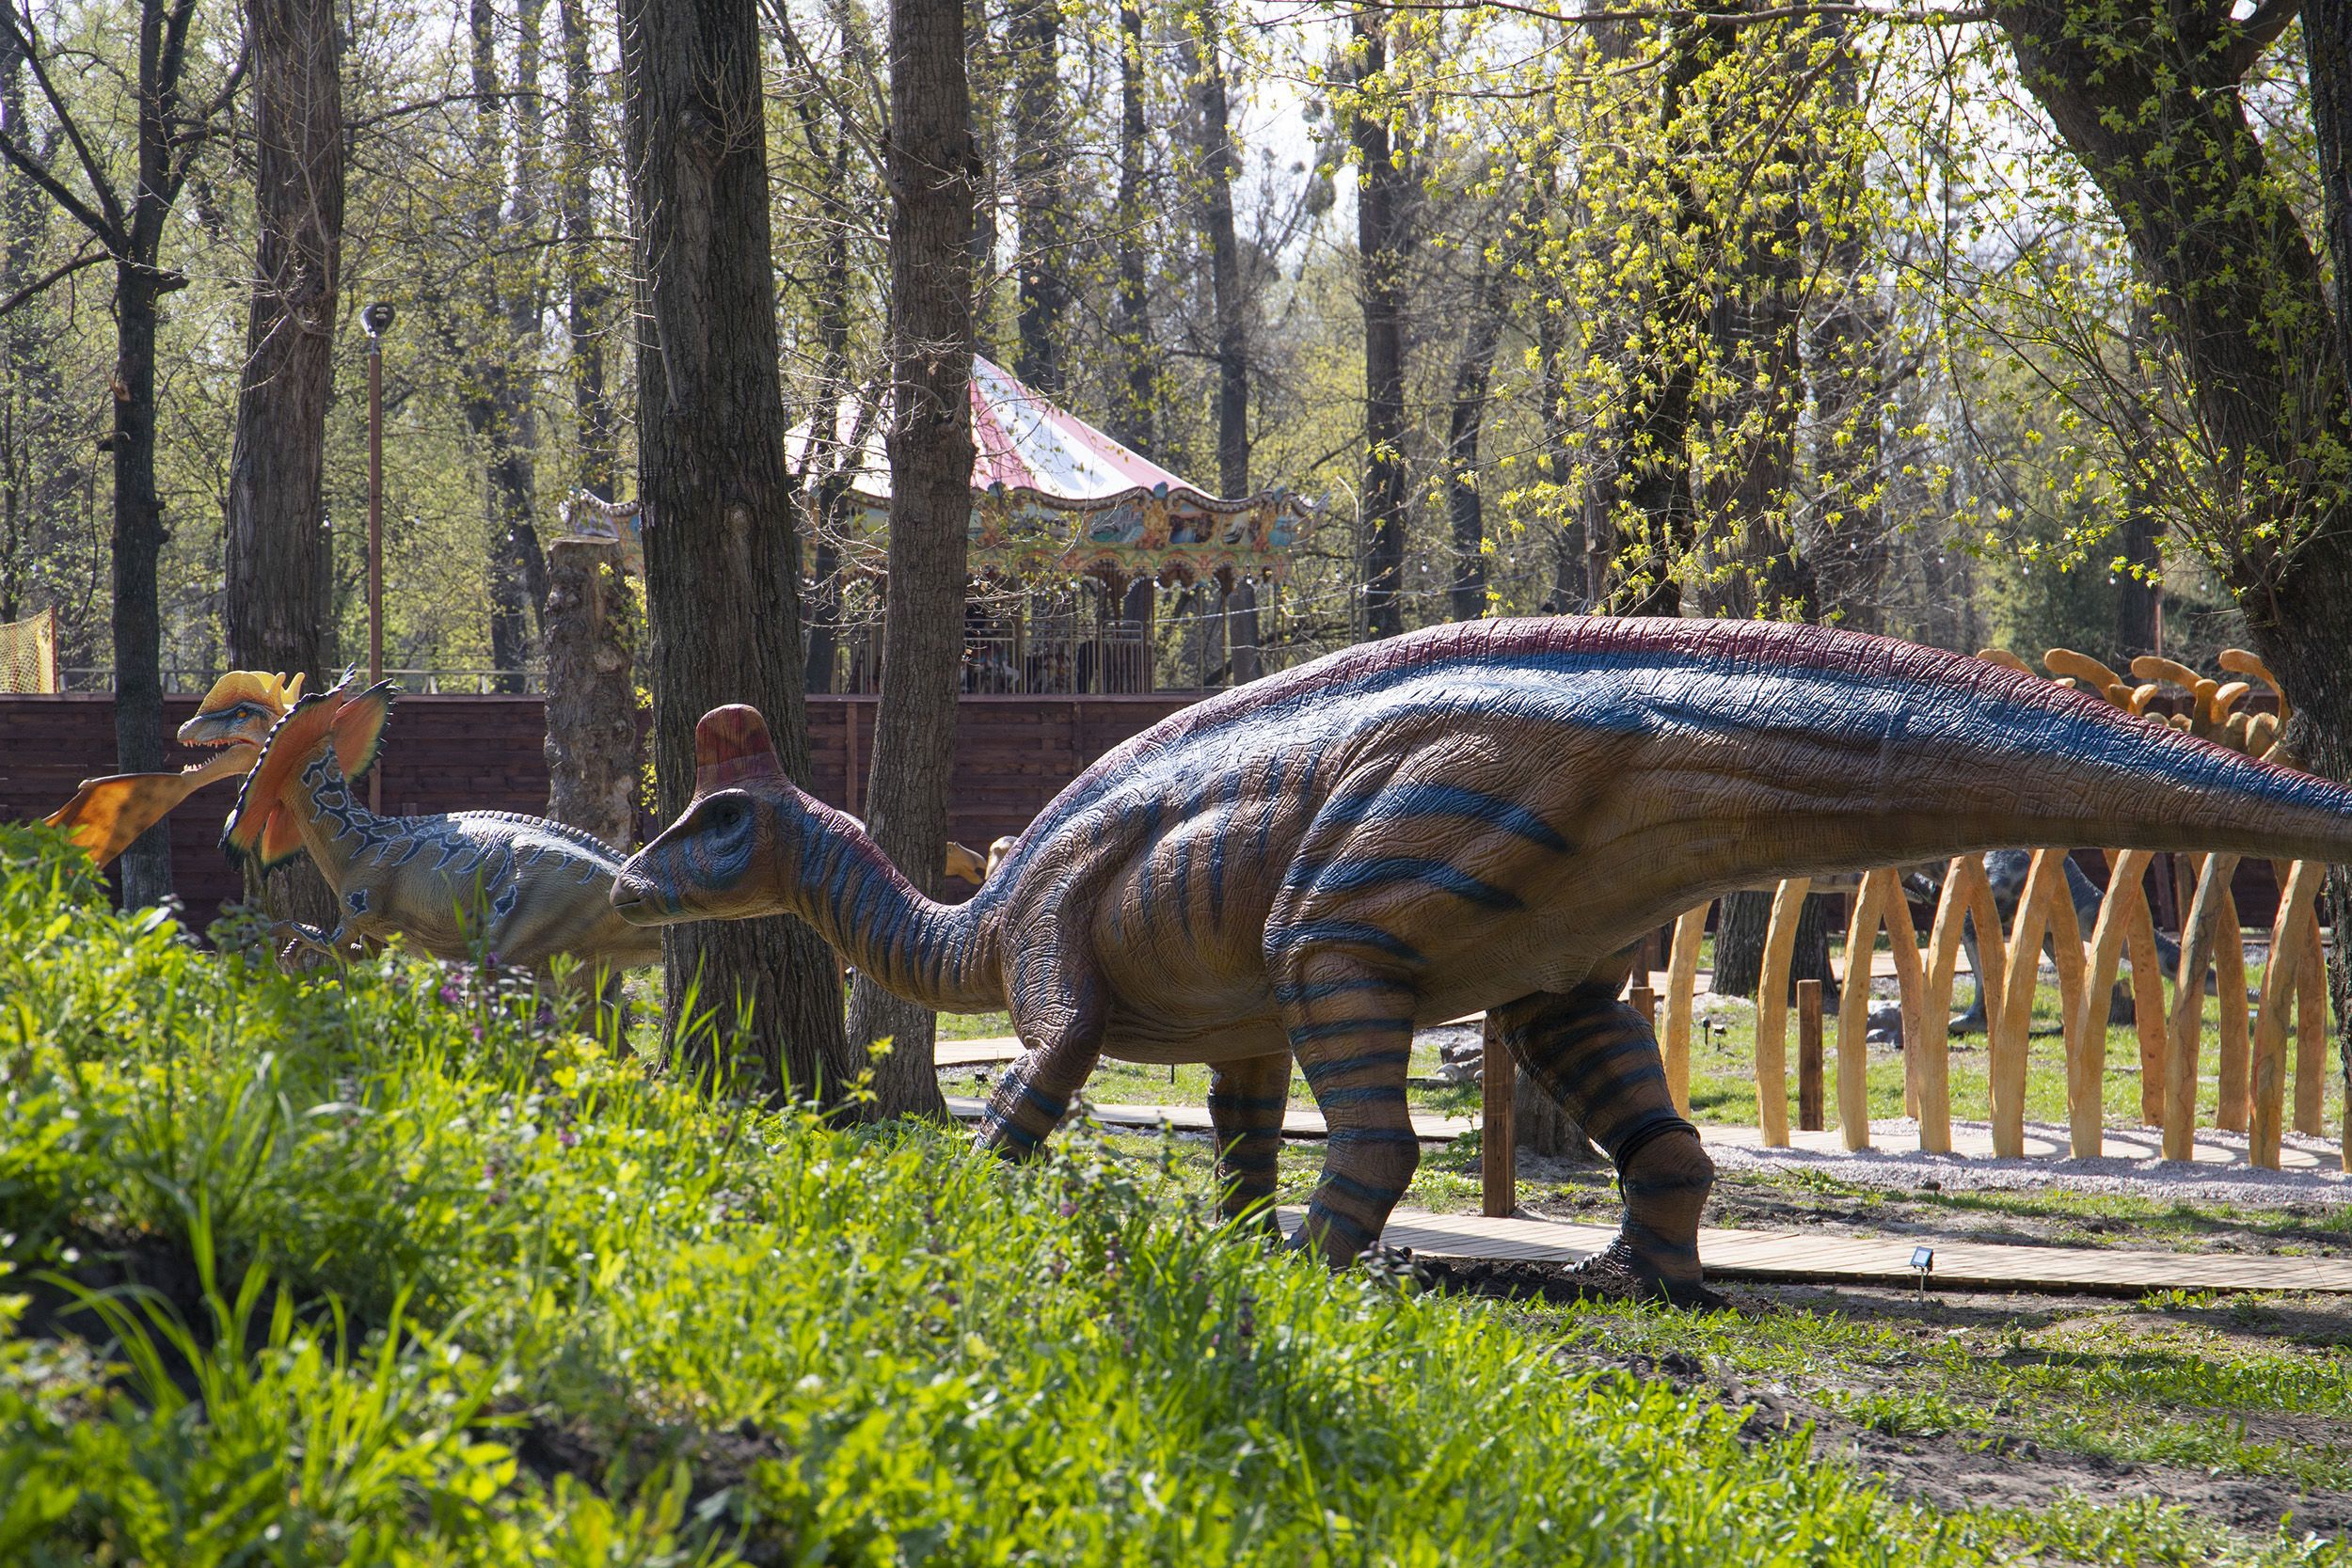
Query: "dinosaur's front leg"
1207 1053 1293 1229
1492 981 1716 1303
1274 958 1422 1267
978 961 1105 1162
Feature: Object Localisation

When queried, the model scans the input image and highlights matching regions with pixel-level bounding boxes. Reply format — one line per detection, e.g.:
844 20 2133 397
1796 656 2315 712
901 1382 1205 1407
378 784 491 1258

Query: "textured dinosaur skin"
225 677 660 976
42 672 305 864
612 618 2352 1288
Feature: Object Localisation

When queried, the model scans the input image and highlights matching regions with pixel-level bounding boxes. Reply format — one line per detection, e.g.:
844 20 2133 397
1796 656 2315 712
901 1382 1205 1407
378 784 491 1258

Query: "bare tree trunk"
1445 259 1508 621
800 129 855 697
543 537 639 850
557 0 615 500
1352 14 1410 638
618 0 852 1100
1110 0 1155 455
1711 890 1838 1006
844 0 977 1121
1186 0 1248 496
1009 0 1065 391
111 268 172 908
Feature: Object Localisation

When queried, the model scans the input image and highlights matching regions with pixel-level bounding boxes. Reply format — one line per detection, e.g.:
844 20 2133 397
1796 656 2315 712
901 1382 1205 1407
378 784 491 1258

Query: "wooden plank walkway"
943 1095 1474 1142
937 1037 1025 1068
1286 1207 2352 1295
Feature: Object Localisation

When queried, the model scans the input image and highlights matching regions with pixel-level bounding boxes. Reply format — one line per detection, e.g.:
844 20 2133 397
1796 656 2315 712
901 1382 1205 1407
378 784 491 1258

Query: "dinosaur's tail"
1644 627 2352 877
221 674 397 873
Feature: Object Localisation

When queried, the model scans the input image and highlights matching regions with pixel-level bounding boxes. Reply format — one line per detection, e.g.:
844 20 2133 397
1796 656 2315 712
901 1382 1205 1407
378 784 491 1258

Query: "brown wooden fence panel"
2 691 1199 928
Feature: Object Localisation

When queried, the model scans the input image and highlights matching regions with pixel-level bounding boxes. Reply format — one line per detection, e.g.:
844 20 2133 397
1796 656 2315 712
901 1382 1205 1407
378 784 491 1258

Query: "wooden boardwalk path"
1296 1206 2352 1296
943 1094 1476 1142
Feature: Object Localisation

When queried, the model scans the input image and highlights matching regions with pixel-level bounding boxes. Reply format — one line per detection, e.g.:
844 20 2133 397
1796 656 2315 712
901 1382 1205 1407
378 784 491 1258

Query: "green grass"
0 824 2341 1564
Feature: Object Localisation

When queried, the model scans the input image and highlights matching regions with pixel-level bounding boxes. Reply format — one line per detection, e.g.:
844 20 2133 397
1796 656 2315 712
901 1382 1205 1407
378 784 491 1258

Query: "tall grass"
0 826 2333 1564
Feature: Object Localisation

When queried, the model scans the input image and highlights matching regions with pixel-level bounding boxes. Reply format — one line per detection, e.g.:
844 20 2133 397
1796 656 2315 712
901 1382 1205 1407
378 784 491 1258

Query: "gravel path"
1703 1118 2352 1205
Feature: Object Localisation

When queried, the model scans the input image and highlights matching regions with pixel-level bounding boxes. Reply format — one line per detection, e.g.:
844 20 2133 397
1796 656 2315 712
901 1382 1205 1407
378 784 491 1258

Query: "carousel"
789 356 1310 694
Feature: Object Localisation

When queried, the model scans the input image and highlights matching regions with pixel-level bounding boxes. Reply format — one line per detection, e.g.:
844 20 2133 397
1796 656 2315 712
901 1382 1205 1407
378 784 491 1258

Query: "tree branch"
2225 0 2301 75
0 243 104 320
0 4 126 242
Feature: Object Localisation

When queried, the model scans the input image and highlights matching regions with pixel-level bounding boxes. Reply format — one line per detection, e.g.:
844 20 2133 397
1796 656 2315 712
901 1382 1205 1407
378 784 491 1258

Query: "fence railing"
57 668 544 695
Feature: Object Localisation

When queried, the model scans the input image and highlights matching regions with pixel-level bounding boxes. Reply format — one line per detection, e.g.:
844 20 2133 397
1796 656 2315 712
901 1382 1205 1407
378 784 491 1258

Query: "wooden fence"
0 691 1195 926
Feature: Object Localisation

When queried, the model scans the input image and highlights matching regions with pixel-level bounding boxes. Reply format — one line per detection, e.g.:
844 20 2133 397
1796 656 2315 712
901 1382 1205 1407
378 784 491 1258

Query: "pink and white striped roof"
793 355 1219 504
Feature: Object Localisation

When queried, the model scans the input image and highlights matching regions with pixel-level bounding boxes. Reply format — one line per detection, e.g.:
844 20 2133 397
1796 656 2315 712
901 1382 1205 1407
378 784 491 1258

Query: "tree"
844 0 978 1121
618 0 852 1098
1009 0 1066 390
224 0 341 689
1350 14 1411 639
1185 0 1248 497
0 0 237 910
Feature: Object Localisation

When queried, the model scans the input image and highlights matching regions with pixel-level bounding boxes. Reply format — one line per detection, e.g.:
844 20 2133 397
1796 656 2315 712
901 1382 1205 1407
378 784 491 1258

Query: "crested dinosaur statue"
612 619 2352 1296
43 671 307 864
225 674 662 977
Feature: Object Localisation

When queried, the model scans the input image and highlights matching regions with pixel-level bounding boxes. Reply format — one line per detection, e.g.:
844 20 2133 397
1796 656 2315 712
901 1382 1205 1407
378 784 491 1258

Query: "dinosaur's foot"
1567 1236 1726 1310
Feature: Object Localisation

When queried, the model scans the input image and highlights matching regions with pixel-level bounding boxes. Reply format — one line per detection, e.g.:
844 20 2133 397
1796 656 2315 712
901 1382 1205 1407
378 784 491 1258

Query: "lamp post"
363 301 395 812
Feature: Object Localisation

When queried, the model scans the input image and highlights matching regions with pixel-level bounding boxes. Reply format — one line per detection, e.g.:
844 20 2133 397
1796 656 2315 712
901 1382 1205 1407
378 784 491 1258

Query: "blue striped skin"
623 616 2352 1273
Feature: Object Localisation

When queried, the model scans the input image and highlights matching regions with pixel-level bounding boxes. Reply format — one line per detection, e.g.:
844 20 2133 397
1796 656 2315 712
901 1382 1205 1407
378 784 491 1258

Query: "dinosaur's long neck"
287 751 398 892
787 807 1003 1012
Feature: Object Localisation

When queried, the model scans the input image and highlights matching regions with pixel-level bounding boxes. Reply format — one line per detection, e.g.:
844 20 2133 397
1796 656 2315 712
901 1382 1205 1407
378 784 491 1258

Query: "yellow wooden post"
2044 854 2088 1149
2295 913 2328 1138
2249 861 2324 1169
1992 849 2066 1159
1662 904 1708 1118
1877 869 1928 1126
1754 877 1810 1148
1919 855 1999 1156
2213 878 2251 1132
2074 849 2156 1159
1836 872 1887 1152
2105 850 2170 1126
2166 852 2241 1162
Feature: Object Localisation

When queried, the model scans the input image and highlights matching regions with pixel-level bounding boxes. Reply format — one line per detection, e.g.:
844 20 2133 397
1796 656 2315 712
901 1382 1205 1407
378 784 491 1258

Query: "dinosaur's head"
177 670 305 752
614 705 827 927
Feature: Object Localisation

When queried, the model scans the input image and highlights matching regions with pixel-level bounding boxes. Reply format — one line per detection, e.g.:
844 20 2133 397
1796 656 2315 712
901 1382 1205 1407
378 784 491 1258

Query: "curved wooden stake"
2166 852 2241 1162
1919 854 1998 1155
1879 869 1927 1128
2295 911 2328 1139
1754 877 1811 1148
2249 861 2324 1169
2075 848 2156 1158
2106 850 2170 1126
1662 902 1708 1118
2213 878 2251 1132
1836 872 1891 1151
1992 849 2068 1159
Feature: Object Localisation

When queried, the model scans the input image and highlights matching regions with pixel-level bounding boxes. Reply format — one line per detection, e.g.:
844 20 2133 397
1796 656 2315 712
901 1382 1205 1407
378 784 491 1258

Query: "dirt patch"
1423 1265 2352 1540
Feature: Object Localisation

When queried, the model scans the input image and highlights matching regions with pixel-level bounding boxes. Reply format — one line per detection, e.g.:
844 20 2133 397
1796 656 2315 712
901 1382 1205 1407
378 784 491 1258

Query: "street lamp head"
363 301 397 338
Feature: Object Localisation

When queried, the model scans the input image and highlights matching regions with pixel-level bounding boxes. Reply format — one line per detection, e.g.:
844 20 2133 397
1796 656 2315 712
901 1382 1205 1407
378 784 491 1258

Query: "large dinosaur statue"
43 671 305 864
224 675 661 976
612 619 2352 1295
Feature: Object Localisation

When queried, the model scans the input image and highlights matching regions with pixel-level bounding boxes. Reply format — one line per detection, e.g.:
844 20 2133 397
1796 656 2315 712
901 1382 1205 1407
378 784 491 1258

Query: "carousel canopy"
788 355 1306 587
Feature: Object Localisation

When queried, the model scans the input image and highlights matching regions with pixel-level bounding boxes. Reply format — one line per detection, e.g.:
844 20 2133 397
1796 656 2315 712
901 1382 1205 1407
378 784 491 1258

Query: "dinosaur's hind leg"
1207 1053 1293 1229
1275 960 1422 1267
1493 980 1715 1303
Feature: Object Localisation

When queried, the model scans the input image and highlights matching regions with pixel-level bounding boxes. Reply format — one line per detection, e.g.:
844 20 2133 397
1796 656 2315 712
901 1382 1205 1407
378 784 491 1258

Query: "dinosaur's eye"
708 799 747 833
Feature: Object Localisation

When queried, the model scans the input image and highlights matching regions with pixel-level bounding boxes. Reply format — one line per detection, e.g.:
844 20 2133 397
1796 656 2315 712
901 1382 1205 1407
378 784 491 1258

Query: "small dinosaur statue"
43 671 305 864
612 619 2352 1294
224 674 660 977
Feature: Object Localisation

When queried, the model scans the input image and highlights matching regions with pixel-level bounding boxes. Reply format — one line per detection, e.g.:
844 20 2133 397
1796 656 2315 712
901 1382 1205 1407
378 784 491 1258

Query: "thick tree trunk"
1445 260 1508 622
542 537 639 851
618 0 852 1099
1352 16 1409 638
111 268 171 909
226 0 340 687
844 0 977 1121
227 0 343 936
